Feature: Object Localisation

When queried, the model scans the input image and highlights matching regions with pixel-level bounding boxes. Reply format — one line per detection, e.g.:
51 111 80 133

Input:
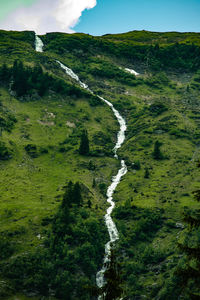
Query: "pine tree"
62 181 73 208
73 182 82 206
92 178 96 188
152 140 163 160
0 63 11 84
100 248 123 300
176 171 200 298
79 129 89 155
144 167 150 178
12 60 29 97
61 181 82 208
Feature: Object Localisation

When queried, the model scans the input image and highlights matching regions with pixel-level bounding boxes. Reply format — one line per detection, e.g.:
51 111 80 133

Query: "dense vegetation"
0 29 200 299
0 60 96 99
42 31 200 72
1 182 107 299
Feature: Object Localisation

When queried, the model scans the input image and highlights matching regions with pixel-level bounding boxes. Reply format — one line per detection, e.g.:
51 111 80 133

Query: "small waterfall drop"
35 35 44 52
125 67 139 76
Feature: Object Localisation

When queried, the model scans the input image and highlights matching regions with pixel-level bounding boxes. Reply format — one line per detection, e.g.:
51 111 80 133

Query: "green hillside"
0 29 200 299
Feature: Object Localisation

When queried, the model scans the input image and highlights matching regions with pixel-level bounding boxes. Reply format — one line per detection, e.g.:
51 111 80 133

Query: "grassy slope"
101 30 200 46
0 29 200 299
41 30 200 298
0 31 120 299
0 88 118 236
93 76 200 298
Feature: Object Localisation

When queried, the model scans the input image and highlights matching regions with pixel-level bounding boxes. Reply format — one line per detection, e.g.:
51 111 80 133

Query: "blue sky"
0 0 199 35
74 0 200 35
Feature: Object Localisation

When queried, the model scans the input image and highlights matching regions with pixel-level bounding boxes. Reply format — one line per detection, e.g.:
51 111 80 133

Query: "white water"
96 160 127 293
56 60 89 90
57 60 128 296
35 35 128 297
97 96 126 159
125 67 139 76
56 61 128 297
35 35 44 52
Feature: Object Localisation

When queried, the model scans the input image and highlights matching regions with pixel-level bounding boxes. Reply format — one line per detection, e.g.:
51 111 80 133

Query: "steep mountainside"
0 30 200 300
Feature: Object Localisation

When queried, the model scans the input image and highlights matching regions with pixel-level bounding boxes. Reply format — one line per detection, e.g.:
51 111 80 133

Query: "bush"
99 183 107 196
89 96 103 106
0 141 12 160
131 160 141 170
169 128 188 138
24 144 38 158
0 236 14 259
149 102 168 116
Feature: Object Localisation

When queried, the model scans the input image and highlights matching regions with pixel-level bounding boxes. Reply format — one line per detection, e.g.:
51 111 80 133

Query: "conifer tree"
73 182 82 206
62 181 73 208
12 60 29 96
144 167 150 178
152 140 163 160
100 248 123 300
0 63 11 84
176 163 200 298
61 181 82 208
79 129 89 155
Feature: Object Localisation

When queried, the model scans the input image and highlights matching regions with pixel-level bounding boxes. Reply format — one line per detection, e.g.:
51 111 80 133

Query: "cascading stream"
35 35 128 298
35 34 44 52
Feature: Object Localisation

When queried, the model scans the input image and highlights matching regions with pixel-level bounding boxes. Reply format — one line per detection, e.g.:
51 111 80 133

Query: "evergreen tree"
144 167 150 178
79 129 89 155
61 181 82 208
12 60 29 97
73 182 82 206
152 140 163 160
62 181 73 208
100 248 123 300
176 164 200 298
92 178 96 188
0 63 11 84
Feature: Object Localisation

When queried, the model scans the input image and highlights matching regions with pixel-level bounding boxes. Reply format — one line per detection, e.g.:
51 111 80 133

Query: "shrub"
149 102 168 116
0 141 12 160
131 160 141 170
0 236 14 259
24 144 38 158
152 140 163 160
79 129 90 155
99 183 107 196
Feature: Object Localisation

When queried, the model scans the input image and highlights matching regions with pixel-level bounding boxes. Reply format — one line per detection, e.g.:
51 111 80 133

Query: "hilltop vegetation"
42 30 200 72
0 29 200 299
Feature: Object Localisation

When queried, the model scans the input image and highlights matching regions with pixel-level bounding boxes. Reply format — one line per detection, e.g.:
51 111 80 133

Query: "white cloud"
0 0 97 34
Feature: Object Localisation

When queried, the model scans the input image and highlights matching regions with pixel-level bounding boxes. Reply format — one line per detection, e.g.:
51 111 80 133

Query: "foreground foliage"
1 182 107 299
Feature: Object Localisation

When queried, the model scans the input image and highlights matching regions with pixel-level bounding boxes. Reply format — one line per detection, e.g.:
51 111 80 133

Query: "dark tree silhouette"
62 181 82 208
152 140 163 160
176 165 200 298
144 167 150 178
79 129 90 155
73 182 82 206
12 60 29 96
0 63 11 84
100 248 123 300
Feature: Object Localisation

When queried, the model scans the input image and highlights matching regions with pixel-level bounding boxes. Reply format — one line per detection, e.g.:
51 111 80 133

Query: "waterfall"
56 61 128 298
35 35 44 52
35 35 127 298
